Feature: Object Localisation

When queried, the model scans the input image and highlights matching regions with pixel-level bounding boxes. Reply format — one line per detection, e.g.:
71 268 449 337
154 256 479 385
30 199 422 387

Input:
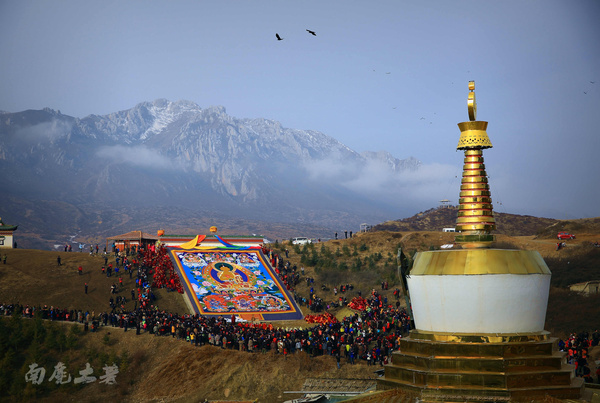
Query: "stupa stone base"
377 330 583 401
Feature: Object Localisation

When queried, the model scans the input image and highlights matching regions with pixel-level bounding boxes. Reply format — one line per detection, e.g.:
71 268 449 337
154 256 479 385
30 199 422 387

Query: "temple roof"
0 218 17 231
106 230 158 241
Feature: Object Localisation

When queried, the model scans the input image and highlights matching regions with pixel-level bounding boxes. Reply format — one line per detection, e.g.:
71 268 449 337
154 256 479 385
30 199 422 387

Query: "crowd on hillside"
0 292 411 366
5 295 600 379
1 243 412 366
3 244 599 378
559 331 600 383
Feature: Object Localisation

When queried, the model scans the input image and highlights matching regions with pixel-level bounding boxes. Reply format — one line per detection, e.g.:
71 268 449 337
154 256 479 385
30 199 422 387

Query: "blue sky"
1 1 599 219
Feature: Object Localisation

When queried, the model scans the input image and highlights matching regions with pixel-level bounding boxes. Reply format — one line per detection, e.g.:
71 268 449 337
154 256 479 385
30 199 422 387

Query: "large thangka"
167 237 302 321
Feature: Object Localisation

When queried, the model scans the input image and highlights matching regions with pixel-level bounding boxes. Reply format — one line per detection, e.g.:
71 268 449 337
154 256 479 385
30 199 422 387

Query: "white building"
0 218 18 248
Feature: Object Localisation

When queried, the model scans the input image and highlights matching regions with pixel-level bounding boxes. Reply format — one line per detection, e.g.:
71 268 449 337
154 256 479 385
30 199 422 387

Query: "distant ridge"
0 100 422 249
373 206 568 236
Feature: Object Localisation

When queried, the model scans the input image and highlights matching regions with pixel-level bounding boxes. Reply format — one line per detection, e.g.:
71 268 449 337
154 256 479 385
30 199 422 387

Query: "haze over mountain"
1 99 433 249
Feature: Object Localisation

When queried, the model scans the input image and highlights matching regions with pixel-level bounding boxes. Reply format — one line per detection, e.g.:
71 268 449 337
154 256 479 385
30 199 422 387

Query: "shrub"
545 247 600 288
119 350 131 372
70 324 81 335
98 351 110 367
86 347 99 362
66 332 78 350
320 270 346 287
546 287 600 338
342 245 351 257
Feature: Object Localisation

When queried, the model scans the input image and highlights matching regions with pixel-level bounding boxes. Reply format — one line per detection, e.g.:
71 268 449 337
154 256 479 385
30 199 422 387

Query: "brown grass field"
1 227 599 402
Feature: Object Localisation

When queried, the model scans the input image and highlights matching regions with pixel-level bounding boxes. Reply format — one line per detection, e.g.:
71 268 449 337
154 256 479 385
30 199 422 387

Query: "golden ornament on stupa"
455 81 496 248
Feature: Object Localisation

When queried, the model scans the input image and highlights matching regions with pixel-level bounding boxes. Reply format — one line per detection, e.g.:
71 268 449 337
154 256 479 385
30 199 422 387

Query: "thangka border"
167 247 303 321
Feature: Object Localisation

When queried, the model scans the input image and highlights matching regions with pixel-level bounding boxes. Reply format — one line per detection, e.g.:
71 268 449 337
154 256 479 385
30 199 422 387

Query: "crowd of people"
5 295 600 380
2 244 599 378
1 243 413 367
0 289 411 367
559 331 600 383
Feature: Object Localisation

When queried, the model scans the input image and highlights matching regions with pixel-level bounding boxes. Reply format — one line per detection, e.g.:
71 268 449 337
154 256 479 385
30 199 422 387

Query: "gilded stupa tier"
455 82 496 247
378 330 583 401
456 121 492 149
455 148 496 233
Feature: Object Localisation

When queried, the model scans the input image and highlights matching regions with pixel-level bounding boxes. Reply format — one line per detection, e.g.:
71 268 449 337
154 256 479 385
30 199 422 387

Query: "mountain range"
0 99 422 249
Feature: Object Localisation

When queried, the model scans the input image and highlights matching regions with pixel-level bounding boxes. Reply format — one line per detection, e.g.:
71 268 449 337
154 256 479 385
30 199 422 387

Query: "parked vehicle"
292 237 312 245
557 232 575 240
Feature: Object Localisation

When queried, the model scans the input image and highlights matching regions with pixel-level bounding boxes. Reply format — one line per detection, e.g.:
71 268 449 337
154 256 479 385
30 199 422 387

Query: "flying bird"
275 33 283 41
591 81 595 84
306 29 316 36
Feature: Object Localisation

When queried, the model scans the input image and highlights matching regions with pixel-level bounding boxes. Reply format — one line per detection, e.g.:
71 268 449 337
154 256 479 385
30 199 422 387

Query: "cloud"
303 155 459 211
303 156 355 182
96 145 181 170
16 119 72 142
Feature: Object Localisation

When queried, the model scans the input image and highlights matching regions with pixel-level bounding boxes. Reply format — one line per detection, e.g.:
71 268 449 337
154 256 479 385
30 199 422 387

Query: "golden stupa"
455 81 496 248
376 82 583 401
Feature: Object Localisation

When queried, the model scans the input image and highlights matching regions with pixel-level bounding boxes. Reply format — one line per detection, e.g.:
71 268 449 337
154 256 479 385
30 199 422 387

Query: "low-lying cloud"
16 119 72 142
303 155 459 212
96 145 181 170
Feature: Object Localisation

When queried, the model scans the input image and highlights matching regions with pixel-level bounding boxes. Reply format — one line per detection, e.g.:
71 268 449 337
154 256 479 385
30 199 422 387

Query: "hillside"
1 224 600 402
0 315 372 403
1 227 599 332
535 217 600 239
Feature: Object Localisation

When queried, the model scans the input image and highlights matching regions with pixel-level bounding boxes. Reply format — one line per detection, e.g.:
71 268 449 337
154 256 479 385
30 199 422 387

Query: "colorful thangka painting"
168 248 303 321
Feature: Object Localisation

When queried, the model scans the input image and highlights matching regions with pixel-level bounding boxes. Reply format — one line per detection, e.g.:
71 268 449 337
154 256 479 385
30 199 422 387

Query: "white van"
292 237 312 245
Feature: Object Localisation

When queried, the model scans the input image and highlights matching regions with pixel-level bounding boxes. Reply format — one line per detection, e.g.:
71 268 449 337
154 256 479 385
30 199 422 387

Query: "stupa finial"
455 81 496 248
468 80 477 121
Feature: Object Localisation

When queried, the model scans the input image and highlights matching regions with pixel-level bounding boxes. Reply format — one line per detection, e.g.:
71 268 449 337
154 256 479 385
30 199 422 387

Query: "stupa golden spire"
455 81 496 248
